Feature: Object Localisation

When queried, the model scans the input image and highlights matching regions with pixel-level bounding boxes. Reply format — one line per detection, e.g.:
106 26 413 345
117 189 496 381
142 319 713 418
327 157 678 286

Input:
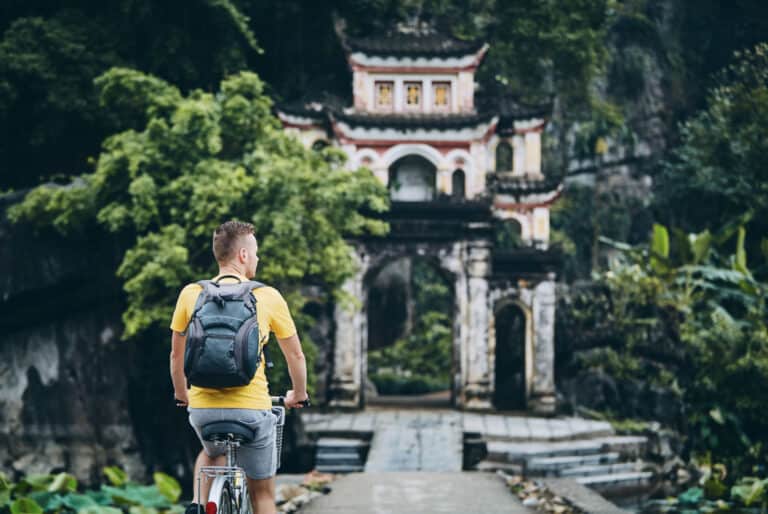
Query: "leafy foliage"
0 0 260 189
0 469 182 514
8 68 388 394
566 219 768 472
655 43 768 268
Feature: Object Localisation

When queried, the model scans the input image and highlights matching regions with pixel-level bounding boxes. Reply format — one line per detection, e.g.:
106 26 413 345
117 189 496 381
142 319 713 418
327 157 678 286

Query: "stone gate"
277 26 562 413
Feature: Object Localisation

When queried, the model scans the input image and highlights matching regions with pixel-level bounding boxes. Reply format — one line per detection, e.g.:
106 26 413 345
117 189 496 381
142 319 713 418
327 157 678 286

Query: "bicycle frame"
196 396 300 514
199 437 249 514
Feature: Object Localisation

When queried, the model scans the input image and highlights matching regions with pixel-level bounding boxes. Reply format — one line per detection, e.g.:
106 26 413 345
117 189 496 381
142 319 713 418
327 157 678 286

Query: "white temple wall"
469 141 487 198
513 135 526 175
532 207 550 246
524 132 542 176
457 71 474 112
353 70 369 110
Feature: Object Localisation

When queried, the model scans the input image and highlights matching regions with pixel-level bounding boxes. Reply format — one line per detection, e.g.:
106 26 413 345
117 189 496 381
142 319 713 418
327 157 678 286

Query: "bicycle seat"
201 421 255 444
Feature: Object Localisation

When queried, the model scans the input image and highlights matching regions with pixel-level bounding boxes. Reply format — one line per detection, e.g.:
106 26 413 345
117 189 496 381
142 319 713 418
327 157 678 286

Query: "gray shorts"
188 408 277 480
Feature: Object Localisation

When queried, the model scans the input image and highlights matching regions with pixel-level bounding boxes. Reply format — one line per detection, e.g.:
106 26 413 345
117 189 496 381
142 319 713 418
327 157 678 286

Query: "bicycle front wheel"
207 476 236 514
240 488 253 514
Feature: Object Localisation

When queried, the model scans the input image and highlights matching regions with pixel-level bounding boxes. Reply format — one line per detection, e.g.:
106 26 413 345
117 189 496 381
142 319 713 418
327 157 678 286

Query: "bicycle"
197 396 310 514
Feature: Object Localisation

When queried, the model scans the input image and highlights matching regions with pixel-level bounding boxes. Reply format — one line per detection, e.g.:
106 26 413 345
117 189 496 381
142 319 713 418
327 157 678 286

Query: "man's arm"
276 333 308 408
170 331 189 406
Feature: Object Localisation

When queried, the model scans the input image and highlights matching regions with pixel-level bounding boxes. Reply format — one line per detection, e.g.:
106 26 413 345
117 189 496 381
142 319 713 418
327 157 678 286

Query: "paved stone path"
299 472 528 513
364 410 463 471
302 407 613 442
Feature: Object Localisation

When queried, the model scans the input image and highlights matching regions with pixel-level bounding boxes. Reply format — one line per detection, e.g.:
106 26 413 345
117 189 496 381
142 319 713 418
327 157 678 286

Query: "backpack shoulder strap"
243 280 265 291
191 279 222 313
238 280 265 312
180 281 216 334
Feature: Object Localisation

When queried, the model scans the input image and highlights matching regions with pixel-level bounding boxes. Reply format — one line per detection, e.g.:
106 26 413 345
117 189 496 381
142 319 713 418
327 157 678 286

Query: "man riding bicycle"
169 220 309 514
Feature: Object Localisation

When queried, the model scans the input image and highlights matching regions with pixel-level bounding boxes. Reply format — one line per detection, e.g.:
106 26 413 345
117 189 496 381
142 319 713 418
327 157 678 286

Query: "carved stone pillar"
329 255 366 408
529 275 557 414
463 241 492 410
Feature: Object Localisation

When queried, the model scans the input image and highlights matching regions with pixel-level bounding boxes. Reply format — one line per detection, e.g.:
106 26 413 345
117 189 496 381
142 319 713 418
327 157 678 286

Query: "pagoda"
277 26 562 413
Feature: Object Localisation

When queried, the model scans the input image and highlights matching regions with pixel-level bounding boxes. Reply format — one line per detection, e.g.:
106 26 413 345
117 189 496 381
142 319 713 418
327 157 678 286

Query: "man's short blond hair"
212 220 255 264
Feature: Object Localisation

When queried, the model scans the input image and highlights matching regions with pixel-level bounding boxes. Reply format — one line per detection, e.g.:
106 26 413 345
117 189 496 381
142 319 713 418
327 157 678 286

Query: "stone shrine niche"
388 155 436 201
452 169 465 199
496 141 513 172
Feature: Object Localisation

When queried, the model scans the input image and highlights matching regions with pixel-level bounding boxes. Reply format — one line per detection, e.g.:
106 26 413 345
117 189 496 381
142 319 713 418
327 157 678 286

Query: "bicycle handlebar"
271 395 311 408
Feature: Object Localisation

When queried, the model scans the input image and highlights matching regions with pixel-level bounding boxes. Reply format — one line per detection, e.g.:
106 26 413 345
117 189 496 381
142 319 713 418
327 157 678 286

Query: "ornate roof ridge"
343 30 485 58
488 172 564 194
331 110 494 129
477 93 554 121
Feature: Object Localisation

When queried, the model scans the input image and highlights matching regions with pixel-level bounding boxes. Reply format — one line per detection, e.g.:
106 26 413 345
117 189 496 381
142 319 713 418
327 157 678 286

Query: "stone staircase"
314 436 369 473
478 435 653 493
303 409 655 495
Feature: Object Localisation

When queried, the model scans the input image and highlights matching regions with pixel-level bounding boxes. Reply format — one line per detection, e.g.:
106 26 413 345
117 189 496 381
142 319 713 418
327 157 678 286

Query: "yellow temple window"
375 81 394 110
405 82 422 109
433 82 451 110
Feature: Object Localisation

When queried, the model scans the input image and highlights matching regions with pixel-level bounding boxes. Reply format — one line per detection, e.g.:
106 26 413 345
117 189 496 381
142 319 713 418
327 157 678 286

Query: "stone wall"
0 202 150 482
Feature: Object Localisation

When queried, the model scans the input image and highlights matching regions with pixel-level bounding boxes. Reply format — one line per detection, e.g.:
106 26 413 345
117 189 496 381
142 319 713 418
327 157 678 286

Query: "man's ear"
239 247 248 262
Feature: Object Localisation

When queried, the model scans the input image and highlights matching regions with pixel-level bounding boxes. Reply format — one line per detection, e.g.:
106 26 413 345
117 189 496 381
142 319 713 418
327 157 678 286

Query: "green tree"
8 68 389 392
0 0 258 189
565 221 768 472
655 43 768 265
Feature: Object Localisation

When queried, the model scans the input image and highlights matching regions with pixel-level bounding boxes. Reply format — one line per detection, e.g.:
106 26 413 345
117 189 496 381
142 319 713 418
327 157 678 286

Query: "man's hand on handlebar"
174 389 189 407
284 389 309 409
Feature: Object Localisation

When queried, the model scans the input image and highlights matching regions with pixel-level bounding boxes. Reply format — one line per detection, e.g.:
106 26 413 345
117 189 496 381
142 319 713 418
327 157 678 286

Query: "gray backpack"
183 275 265 388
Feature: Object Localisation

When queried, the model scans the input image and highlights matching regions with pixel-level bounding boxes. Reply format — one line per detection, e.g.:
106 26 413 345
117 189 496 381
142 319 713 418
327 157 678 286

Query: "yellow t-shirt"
169 275 297 410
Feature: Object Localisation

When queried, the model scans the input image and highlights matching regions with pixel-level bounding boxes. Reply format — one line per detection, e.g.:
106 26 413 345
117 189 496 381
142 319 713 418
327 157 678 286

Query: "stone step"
599 435 648 458
488 440 603 462
316 455 363 466
315 464 365 473
488 435 647 463
315 437 368 472
316 437 368 450
316 450 361 459
576 471 653 489
526 452 620 475
474 461 524 475
558 462 638 478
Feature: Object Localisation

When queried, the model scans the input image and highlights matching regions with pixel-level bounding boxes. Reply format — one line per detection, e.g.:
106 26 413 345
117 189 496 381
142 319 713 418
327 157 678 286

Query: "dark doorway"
388 155 437 201
495 141 513 172
451 169 465 200
493 303 527 410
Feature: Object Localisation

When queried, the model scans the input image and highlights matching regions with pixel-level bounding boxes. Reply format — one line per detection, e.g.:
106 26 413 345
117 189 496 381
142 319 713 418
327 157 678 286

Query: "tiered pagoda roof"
277 96 552 132
331 111 493 130
344 32 485 58
478 94 554 134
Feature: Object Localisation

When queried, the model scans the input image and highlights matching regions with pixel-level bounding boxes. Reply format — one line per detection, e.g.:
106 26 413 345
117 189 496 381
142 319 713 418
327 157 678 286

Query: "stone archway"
492 301 529 410
329 240 494 410
364 256 455 405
